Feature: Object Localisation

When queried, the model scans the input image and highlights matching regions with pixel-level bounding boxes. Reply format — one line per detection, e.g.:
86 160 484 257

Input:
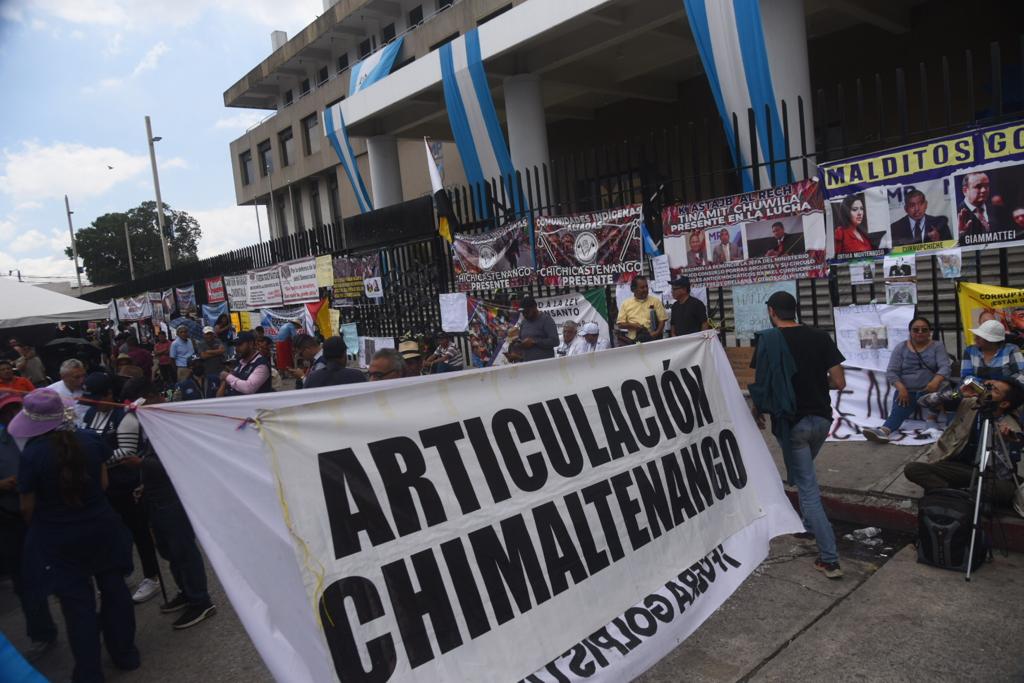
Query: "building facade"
224 0 1020 241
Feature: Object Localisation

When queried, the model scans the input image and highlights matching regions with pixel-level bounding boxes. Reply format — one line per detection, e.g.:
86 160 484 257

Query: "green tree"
66 201 202 285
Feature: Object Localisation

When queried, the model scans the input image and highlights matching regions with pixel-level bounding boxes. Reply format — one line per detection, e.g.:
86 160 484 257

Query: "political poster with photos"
957 281 1024 345
535 205 642 287
819 120 1024 259
331 253 381 307
451 218 533 292
833 304 916 372
661 179 828 288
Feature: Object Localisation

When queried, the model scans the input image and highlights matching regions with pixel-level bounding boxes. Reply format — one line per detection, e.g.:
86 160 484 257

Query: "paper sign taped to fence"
205 276 226 304
535 205 643 287
256 335 774 682
247 266 283 307
833 304 915 372
280 257 320 304
224 275 250 311
315 255 334 288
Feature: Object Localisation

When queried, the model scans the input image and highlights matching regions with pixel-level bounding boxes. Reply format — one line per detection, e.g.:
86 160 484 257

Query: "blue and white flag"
683 0 790 190
348 37 404 96
439 29 518 216
324 102 373 214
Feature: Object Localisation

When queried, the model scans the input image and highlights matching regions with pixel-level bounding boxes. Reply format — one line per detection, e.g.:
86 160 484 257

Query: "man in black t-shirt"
751 291 846 579
669 276 709 336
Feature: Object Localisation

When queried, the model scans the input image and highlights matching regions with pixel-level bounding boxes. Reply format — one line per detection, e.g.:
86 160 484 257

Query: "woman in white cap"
10 388 139 682
961 318 1024 384
573 322 609 354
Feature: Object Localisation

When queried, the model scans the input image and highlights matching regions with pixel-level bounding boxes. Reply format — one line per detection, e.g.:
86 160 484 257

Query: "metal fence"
86 34 1024 355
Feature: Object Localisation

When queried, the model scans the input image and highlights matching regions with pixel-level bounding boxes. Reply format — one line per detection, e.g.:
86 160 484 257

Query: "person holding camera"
906 377 1023 506
863 317 950 443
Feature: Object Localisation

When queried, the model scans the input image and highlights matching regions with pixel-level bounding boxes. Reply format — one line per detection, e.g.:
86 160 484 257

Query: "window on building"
477 4 512 26
283 89 294 107
327 176 341 224
430 32 459 51
310 182 323 228
278 127 294 168
337 52 349 73
300 78 311 95
302 114 321 156
408 5 423 26
292 191 304 231
381 23 396 43
317 66 329 85
275 194 288 235
257 140 272 176
438 0 453 10
359 38 372 59
239 150 254 186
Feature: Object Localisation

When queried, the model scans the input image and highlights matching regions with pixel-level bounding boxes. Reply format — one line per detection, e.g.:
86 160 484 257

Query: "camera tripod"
965 410 1014 581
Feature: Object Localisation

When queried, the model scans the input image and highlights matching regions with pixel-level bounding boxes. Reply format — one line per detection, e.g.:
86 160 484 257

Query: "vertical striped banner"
324 102 374 214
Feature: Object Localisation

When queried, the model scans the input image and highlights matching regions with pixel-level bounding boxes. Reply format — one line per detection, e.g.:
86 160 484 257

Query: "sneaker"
132 577 161 604
862 427 891 443
172 603 216 630
25 639 55 662
160 593 189 614
792 531 815 540
814 559 844 579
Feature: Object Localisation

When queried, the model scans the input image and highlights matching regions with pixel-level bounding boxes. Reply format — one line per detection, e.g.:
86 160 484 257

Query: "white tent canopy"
0 277 109 328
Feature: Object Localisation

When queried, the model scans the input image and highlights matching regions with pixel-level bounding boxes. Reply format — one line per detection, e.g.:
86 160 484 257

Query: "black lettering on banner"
544 398 586 477
419 423 481 515
381 549 463 669
718 429 748 489
621 379 660 448
581 479 625 562
644 594 674 623
632 460 675 539
665 578 693 612
439 539 491 639
532 501 589 596
681 443 714 512
580 636 610 668
318 448 396 559
468 515 552 625
677 568 704 597
544 661 573 683
660 368 695 433
492 408 548 492
594 386 640 460
369 437 448 536
563 491 611 576
696 558 717 584
318 576 396 683
464 417 512 504
700 436 731 501
610 617 642 651
527 402 580 479
660 452 698 524
566 643 596 677
644 373 677 440
565 394 611 467
624 606 658 638
611 471 651 552
679 366 714 428
588 627 630 657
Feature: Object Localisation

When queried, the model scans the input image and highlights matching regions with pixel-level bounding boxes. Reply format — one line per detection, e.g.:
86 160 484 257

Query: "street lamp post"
124 220 136 281
64 194 83 290
145 115 172 270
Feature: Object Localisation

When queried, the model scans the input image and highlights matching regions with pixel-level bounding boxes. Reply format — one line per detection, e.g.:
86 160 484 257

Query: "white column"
366 135 403 208
759 0 815 168
503 74 549 174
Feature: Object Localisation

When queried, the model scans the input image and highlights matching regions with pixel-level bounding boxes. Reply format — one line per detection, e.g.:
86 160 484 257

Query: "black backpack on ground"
917 488 987 572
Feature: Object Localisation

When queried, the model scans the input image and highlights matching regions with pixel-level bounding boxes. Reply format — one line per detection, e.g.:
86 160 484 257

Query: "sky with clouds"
0 0 324 285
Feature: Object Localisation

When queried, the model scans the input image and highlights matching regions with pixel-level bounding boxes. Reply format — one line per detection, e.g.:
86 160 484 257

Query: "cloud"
0 140 150 201
214 111 268 131
130 41 168 78
191 205 268 259
0 250 78 281
103 31 122 56
24 0 322 32
163 157 188 170
8 228 65 254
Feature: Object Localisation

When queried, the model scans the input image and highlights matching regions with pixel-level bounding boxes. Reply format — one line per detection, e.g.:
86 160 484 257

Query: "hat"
116 353 132 363
669 276 691 289
582 321 600 336
399 340 422 359
202 326 215 334
322 336 347 360
0 392 23 412
765 290 797 314
236 331 256 344
82 372 113 399
971 319 1007 343
7 389 72 438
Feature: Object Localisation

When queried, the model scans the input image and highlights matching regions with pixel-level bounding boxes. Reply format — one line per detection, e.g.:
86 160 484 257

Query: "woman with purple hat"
10 388 139 683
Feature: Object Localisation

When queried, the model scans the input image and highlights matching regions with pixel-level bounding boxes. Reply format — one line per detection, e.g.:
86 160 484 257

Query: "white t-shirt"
47 379 88 423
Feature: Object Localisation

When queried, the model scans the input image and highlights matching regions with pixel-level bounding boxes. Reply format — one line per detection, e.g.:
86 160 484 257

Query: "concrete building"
223 0 1015 241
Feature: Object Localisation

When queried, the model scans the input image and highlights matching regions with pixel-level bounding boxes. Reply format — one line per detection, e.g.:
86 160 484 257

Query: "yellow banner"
981 122 1024 161
822 136 974 191
957 281 1024 345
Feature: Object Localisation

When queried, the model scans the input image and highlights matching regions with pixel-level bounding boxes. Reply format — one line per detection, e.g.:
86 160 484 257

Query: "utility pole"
65 194 83 290
124 220 136 281
145 115 172 270
255 204 263 242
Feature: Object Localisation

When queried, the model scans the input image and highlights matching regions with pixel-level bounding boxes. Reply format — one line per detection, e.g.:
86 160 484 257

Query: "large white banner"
115 295 152 321
828 366 941 446
247 265 283 307
833 304 916 372
279 257 320 304
223 274 250 311
254 334 797 682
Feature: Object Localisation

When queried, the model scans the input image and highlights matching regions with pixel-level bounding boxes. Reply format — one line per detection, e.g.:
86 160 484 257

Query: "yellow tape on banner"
822 136 974 191
981 123 1024 161
957 281 1024 345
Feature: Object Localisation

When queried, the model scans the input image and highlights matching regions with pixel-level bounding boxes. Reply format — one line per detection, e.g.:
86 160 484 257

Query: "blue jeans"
778 415 838 564
882 390 923 432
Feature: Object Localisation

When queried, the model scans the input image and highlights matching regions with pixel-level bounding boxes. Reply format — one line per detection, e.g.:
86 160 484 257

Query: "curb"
784 488 1024 553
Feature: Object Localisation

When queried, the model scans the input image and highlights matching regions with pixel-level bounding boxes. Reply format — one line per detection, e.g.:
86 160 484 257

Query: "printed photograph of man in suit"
957 172 1012 244
890 189 951 246
746 217 806 258
710 227 744 264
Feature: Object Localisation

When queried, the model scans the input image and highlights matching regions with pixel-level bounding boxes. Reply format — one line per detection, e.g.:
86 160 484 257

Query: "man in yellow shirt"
616 276 667 343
